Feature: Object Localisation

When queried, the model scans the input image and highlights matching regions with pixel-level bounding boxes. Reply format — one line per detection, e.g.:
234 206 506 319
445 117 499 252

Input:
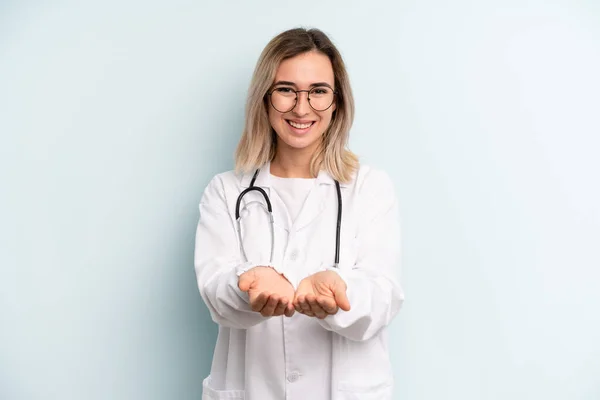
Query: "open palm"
294 271 350 319
238 266 295 317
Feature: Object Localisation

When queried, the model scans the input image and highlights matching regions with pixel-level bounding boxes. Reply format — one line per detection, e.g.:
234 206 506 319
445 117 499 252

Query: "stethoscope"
235 168 343 268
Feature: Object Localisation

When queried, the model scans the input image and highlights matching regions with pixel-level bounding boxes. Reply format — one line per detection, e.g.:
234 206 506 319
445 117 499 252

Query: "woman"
194 27 404 400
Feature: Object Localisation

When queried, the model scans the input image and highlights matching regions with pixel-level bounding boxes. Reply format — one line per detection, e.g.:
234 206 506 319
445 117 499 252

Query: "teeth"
288 120 313 129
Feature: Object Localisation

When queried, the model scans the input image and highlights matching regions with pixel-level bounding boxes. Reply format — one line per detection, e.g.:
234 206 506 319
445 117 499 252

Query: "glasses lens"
270 88 296 112
308 87 334 111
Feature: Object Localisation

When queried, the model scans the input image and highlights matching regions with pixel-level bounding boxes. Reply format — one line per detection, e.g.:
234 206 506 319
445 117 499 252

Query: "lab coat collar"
239 161 349 188
239 162 272 188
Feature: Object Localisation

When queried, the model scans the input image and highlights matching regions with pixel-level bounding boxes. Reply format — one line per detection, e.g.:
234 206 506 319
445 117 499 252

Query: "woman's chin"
280 135 321 152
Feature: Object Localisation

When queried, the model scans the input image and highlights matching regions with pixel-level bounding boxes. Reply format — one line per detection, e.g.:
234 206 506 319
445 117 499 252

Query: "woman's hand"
293 271 351 319
238 266 296 318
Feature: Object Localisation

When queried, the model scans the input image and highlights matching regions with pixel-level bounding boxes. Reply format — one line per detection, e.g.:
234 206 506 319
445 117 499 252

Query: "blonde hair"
234 27 359 183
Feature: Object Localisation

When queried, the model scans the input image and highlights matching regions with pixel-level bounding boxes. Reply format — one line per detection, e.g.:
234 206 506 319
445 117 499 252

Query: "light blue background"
1 1 599 399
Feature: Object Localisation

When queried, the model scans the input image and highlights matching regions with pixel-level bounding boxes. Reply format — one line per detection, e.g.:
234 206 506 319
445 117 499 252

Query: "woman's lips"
286 119 315 134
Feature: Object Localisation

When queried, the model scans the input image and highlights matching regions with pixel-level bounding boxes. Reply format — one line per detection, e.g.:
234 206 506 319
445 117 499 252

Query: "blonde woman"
194 27 404 400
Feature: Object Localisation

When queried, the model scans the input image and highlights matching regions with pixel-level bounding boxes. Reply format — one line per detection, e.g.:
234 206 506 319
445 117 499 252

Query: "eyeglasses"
267 86 337 113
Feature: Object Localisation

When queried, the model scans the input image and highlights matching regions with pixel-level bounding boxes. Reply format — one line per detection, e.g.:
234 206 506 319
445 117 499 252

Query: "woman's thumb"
334 284 351 311
238 273 253 292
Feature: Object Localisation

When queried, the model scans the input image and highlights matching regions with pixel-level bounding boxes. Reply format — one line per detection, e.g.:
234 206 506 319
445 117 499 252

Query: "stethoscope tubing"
235 168 342 268
334 180 342 268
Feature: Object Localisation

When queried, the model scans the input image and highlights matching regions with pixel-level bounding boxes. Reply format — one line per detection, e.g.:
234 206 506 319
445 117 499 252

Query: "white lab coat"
194 162 404 400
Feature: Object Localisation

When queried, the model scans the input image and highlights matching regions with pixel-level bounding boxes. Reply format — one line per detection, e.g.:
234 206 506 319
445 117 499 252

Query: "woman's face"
267 51 336 155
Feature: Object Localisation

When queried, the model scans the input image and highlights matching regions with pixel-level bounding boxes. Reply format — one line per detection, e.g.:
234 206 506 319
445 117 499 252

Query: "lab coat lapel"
293 184 326 232
293 170 336 232
271 191 292 233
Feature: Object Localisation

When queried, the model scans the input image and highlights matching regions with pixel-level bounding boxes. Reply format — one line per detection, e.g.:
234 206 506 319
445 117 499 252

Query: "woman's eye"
275 87 293 93
311 88 329 95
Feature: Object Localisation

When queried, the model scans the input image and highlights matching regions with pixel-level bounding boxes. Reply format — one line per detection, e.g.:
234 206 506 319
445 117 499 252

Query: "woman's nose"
293 91 310 114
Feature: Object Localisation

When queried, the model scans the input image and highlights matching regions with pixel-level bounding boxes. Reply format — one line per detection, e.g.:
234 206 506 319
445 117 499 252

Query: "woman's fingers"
250 292 296 317
293 294 302 310
299 296 312 313
303 309 315 317
316 296 338 315
306 294 327 319
250 292 269 312
272 297 289 316
260 294 280 316
296 295 315 316
294 293 335 318
284 303 296 317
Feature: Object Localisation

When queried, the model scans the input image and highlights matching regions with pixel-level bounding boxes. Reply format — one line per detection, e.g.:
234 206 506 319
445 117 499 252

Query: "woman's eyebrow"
272 80 297 87
272 80 334 89
309 82 334 89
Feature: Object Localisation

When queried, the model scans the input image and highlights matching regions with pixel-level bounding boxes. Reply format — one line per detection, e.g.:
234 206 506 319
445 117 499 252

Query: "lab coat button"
287 372 300 382
289 250 298 261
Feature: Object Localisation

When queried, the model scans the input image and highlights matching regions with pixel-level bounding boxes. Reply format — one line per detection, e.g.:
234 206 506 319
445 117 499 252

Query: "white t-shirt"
269 174 332 398
269 174 315 223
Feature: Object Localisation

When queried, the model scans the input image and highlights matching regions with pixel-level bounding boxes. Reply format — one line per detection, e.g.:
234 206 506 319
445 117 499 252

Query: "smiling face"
267 51 337 156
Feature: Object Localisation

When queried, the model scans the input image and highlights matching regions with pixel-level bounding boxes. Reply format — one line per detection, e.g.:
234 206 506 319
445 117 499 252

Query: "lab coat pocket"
336 379 393 400
335 336 393 400
202 376 245 400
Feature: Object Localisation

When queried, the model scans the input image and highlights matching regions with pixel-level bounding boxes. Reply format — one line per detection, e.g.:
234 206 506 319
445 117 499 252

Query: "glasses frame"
266 87 338 113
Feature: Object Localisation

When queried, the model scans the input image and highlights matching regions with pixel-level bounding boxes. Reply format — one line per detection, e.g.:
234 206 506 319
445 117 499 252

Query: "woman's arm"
194 175 272 329
316 169 405 341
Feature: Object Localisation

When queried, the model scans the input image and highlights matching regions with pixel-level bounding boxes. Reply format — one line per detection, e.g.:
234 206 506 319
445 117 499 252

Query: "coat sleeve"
317 168 404 341
194 175 271 329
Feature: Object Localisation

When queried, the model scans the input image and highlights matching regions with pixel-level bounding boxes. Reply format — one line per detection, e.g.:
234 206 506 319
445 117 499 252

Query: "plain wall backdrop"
1 1 599 399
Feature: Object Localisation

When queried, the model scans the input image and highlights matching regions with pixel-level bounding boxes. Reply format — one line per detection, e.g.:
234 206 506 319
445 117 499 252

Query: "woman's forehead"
274 52 335 86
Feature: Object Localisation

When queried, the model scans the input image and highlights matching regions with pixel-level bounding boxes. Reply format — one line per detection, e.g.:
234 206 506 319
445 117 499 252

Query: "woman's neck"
270 151 314 178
